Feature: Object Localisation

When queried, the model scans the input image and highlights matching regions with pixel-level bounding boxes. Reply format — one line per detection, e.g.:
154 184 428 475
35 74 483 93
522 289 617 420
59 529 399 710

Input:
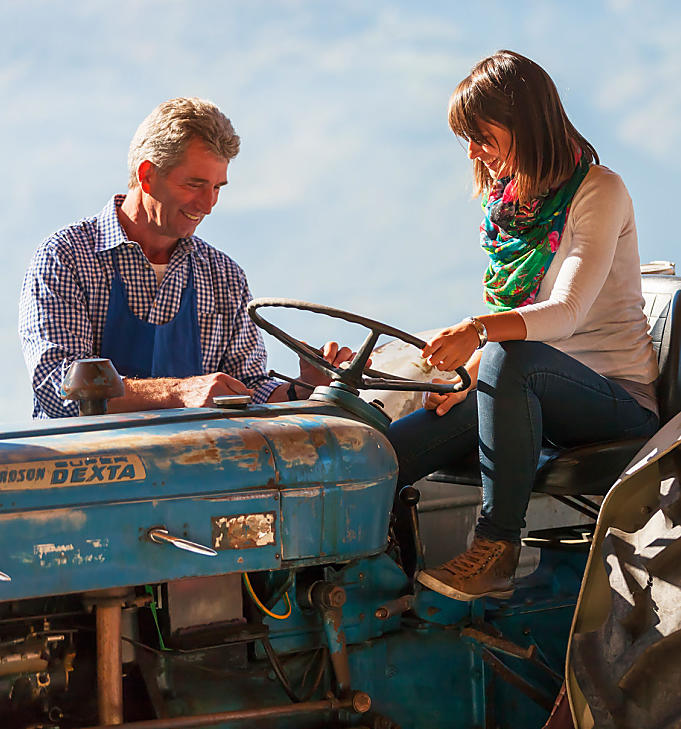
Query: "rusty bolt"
309 582 346 609
327 585 346 607
352 691 372 714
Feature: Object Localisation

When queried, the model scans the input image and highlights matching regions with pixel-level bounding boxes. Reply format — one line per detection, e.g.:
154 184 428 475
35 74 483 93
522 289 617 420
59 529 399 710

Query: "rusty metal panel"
0 404 397 599
0 421 276 511
0 488 282 600
265 415 396 563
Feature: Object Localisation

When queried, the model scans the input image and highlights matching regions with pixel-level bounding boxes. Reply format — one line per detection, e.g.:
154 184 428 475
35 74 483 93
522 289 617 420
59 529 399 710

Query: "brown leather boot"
416 536 520 601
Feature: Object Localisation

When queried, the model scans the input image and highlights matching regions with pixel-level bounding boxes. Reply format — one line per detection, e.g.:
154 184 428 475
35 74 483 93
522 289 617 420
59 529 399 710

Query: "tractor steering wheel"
247 298 471 395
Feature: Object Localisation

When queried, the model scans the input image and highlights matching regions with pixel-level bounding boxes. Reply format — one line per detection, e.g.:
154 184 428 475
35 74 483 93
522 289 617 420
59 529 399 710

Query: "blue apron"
100 249 203 378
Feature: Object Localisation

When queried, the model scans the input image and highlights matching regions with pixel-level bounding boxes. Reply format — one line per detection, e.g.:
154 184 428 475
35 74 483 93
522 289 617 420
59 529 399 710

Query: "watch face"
212 395 252 408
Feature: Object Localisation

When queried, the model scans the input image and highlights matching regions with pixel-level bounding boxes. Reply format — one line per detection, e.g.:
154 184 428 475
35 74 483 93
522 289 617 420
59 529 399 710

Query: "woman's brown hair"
448 50 598 202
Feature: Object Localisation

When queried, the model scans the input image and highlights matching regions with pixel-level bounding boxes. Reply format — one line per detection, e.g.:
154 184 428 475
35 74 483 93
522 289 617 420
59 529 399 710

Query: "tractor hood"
0 401 397 600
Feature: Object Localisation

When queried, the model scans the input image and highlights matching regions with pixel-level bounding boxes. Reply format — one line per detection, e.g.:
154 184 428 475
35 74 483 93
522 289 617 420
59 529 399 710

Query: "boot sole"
416 570 514 601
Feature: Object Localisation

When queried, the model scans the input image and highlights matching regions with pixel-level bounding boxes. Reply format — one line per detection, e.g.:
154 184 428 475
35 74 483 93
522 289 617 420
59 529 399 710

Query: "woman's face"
466 121 514 178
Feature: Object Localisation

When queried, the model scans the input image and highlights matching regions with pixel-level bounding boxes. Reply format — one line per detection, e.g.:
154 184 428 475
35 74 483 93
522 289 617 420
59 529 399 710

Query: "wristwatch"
465 317 488 349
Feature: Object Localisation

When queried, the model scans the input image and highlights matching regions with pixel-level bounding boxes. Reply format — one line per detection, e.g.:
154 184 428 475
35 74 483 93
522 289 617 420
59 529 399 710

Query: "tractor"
0 276 679 729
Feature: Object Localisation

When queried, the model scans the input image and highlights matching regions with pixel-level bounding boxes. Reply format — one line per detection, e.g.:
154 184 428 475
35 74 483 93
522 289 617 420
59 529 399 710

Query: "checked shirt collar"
94 194 196 263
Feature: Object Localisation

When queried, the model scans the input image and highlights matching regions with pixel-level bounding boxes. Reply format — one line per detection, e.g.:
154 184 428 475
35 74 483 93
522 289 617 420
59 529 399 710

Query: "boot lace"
441 539 504 578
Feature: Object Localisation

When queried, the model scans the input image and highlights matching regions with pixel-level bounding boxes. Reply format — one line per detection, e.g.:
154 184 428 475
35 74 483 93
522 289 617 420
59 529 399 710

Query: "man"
20 97 348 418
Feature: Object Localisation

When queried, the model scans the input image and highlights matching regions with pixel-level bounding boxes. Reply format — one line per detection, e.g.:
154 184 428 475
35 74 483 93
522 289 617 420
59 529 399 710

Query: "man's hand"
299 341 355 387
107 372 252 413
423 377 470 416
267 342 358 403
172 373 253 407
422 320 480 372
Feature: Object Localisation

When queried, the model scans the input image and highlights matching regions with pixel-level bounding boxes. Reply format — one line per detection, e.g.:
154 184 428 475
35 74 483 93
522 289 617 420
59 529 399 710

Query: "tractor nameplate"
0 455 146 490
212 512 277 550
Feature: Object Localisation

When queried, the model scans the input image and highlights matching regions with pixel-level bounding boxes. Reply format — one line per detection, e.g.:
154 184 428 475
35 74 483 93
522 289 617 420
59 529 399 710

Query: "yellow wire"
243 572 292 620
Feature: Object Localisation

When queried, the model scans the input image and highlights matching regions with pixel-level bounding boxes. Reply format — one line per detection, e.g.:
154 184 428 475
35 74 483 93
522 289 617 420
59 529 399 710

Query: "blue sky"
2 0 679 419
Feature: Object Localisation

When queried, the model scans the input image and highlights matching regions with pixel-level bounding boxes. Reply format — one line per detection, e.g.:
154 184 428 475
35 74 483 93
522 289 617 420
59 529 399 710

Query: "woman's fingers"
427 348 465 372
437 352 465 372
435 391 467 416
423 377 453 410
423 392 447 410
423 376 469 415
423 330 459 364
422 330 451 359
423 326 478 372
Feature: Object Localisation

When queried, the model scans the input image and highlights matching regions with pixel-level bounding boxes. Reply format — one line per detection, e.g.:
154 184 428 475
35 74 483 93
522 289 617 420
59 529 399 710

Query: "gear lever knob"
61 358 125 416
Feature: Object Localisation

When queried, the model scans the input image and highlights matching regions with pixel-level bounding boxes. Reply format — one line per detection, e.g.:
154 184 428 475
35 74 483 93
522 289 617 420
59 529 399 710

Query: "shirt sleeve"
219 272 280 404
518 170 631 341
18 237 93 418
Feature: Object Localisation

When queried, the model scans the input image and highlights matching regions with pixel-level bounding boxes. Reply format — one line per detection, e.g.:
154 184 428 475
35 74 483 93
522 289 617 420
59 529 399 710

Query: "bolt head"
328 586 346 607
352 691 372 713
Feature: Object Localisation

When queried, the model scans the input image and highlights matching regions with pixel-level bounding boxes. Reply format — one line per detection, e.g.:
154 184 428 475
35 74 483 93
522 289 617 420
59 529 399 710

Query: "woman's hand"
423 377 470 416
422 320 479 372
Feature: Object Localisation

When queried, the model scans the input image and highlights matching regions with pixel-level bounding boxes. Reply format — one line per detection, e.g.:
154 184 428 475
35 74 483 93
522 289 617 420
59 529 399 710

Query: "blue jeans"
387 341 659 543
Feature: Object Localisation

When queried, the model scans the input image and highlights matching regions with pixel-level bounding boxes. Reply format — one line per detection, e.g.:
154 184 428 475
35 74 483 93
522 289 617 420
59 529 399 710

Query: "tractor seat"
427 275 681 503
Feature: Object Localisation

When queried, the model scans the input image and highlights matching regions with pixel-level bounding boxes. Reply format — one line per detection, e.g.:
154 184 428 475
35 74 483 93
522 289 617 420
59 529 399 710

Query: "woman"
388 50 659 601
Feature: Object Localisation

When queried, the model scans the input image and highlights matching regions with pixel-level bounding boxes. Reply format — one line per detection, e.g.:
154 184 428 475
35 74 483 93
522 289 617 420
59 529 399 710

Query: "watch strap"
466 317 488 349
287 382 298 401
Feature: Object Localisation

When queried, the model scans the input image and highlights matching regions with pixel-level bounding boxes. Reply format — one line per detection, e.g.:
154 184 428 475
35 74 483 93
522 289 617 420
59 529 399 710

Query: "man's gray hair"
127 97 240 189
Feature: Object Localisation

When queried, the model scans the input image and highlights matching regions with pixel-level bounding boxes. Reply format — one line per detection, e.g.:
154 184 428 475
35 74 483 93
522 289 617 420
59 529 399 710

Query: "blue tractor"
0 277 679 729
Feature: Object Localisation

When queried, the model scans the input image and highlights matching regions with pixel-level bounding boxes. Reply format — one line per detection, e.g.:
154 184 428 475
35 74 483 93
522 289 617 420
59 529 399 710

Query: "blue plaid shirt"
19 195 279 418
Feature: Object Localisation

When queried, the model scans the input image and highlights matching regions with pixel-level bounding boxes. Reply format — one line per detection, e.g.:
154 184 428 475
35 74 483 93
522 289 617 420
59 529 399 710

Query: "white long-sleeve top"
517 165 658 413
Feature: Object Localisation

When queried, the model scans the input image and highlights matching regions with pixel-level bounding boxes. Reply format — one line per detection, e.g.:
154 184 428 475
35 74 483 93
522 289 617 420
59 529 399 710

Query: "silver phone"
212 395 252 408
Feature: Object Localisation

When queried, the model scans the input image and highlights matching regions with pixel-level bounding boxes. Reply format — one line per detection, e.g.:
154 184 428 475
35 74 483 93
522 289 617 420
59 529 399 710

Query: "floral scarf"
480 156 590 312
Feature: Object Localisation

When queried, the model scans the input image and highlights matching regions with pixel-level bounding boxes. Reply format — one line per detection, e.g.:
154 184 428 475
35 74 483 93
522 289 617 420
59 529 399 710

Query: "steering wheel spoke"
340 329 381 387
362 378 464 393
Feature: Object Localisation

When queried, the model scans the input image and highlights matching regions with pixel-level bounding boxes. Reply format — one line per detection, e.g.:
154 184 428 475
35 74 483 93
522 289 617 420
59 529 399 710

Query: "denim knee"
479 340 554 388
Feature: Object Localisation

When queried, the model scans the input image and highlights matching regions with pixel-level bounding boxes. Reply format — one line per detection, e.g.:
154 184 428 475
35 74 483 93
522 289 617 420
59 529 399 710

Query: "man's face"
143 138 229 241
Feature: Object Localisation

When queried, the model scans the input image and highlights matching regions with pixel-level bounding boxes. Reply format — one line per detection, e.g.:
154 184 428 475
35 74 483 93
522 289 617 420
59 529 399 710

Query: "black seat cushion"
428 438 647 497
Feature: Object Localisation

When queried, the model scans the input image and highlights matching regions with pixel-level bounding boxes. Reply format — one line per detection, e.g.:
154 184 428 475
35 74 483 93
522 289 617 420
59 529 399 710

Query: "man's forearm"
106 377 185 413
106 372 253 413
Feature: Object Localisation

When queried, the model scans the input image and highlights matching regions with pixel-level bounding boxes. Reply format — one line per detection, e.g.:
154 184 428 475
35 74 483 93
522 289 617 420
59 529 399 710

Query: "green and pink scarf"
480 157 590 312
